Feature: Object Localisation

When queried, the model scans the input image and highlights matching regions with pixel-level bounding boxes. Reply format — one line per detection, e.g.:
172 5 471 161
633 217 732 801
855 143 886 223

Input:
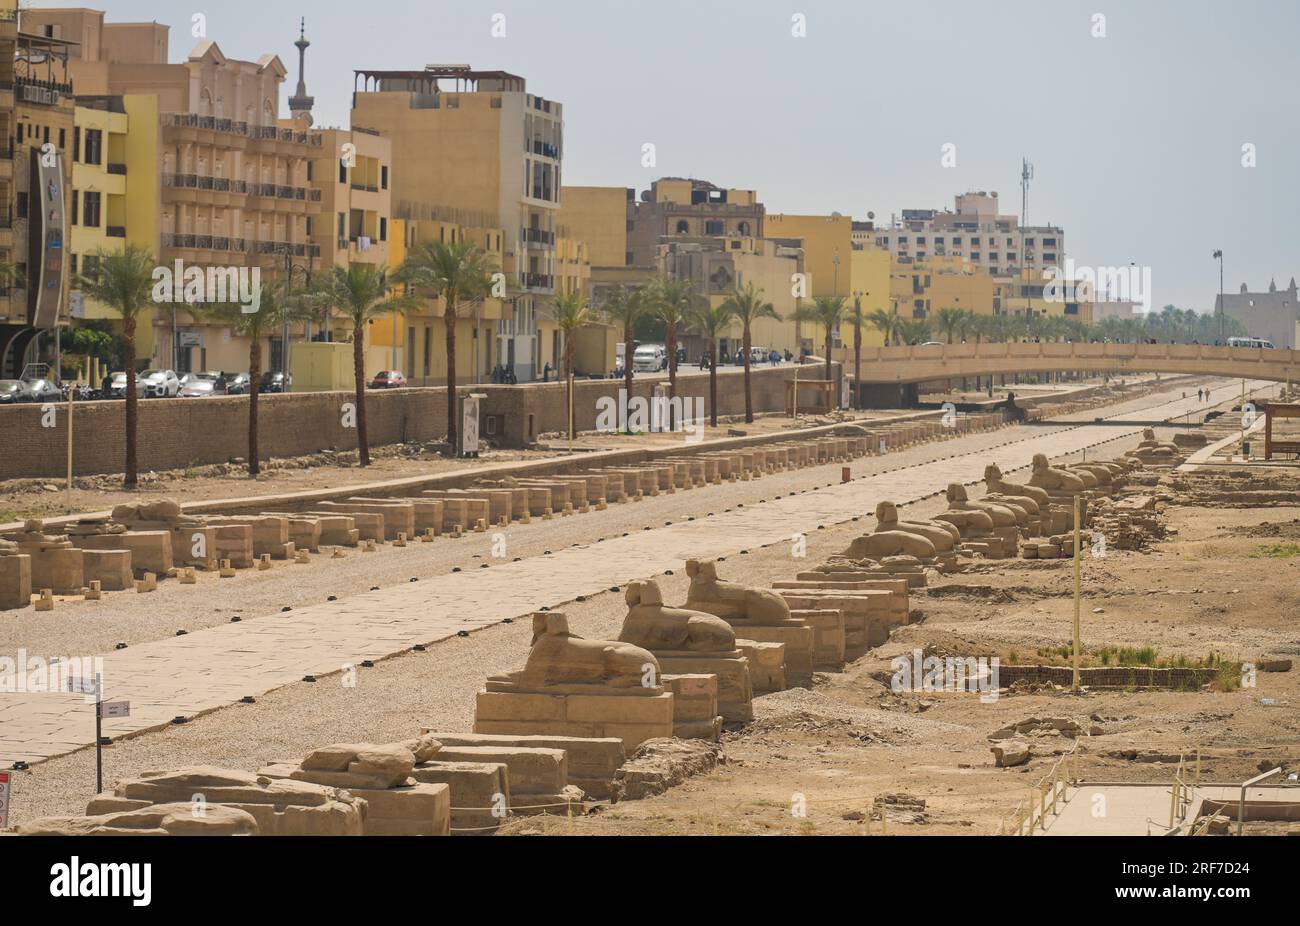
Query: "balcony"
527 140 560 159
106 226 126 238
107 163 127 176
522 272 554 291
519 226 555 247
162 234 320 261
163 113 324 147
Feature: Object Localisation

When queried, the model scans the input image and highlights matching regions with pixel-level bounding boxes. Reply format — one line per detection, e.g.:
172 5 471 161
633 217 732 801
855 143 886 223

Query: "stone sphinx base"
410 760 510 835
0 553 32 610
474 680 674 750
788 609 846 670
724 620 814 687
654 651 753 723
663 673 723 741
736 640 787 693
425 732 627 802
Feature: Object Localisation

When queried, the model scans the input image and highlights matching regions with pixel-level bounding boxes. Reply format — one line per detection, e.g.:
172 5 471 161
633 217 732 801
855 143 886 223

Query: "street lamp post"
1212 250 1225 343
284 251 315 389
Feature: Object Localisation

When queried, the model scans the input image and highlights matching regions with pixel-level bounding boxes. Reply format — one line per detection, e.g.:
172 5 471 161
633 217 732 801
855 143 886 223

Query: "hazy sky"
34 0 1300 313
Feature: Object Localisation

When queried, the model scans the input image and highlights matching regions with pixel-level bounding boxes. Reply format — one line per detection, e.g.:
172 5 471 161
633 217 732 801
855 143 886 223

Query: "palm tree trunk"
353 323 370 466
824 330 833 384
742 324 754 423
708 338 718 427
665 326 677 430
123 317 138 489
564 336 575 440
444 303 457 452
623 324 634 434
853 322 862 411
248 340 261 477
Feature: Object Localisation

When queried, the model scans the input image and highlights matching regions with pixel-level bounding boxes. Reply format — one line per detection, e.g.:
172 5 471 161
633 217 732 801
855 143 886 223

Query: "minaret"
288 17 315 126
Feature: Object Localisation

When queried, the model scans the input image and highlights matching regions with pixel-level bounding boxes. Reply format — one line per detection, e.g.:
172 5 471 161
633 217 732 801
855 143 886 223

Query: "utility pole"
1071 494 1082 693
1212 250 1225 342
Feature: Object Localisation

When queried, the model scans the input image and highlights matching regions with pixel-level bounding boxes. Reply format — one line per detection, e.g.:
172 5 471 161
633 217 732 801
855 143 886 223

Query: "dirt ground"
502 479 1300 836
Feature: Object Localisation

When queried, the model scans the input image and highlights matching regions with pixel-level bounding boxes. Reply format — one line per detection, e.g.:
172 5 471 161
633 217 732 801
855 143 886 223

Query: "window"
71 190 78 225
379 217 387 242
16 192 27 218
70 254 78 274
15 123 22 143
58 128 65 150
971 237 981 245
934 237 945 245
83 191 101 227
337 212 346 239
381 166 388 190
84 128 103 165
306 161 313 181
675 220 689 234
704 220 723 235
952 236 962 245
338 161 347 184
625 251 634 266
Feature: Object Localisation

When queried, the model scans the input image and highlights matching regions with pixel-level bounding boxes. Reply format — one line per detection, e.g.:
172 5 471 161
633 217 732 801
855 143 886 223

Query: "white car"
632 344 667 372
139 369 181 398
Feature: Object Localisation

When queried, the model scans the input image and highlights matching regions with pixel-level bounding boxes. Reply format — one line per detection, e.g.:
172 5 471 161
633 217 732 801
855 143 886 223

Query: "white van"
633 344 667 372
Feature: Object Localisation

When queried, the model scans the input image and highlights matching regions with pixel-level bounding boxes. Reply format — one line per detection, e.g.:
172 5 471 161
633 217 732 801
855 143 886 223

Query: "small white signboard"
101 701 130 719
65 676 99 696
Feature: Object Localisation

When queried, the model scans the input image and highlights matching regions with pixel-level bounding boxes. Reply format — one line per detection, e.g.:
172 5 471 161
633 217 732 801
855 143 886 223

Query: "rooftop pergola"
353 66 525 94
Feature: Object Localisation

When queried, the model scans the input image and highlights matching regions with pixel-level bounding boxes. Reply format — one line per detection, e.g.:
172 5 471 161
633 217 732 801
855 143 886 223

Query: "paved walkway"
0 381 1265 765
1038 784 1300 835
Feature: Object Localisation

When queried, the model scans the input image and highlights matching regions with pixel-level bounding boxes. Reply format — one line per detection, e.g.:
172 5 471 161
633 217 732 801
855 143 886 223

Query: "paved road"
0 379 1268 766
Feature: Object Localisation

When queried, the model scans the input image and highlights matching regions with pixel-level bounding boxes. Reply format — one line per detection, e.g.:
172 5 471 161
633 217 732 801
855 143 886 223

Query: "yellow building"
555 185 629 271
352 65 563 381
376 215 509 386
309 126 391 271
890 254 996 322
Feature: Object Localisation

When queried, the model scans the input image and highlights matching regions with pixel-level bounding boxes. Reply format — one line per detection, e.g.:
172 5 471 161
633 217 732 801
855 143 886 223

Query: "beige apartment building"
22 7 325 377
352 65 563 382
870 191 1065 276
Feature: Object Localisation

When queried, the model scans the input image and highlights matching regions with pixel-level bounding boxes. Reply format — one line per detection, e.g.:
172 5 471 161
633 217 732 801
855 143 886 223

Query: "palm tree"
793 295 847 383
395 240 497 452
545 290 594 440
719 281 779 423
0 259 24 291
898 318 932 345
647 275 697 408
74 245 155 488
935 307 965 344
867 307 901 346
600 285 649 428
193 281 297 477
690 300 736 427
309 264 412 466
844 294 872 410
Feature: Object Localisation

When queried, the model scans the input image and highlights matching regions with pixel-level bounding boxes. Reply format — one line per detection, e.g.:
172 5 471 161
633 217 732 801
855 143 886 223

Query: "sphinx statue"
619 579 737 654
986 463 1065 534
685 559 792 626
935 483 1020 557
874 500 960 549
504 612 659 691
1029 453 1086 495
1126 428 1182 466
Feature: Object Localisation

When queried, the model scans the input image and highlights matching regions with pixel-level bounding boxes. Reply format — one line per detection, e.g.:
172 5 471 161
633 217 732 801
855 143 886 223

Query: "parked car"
749 346 769 365
259 371 291 393
369 370 408 389
919 341 945 348
225 373 252 395
179 372 228 398
633 344 667 372
22 378 62 403
138 369 181 398
0 379 28 403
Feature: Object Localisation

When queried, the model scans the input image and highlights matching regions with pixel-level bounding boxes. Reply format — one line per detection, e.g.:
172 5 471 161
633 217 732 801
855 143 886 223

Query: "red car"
369 370 407 389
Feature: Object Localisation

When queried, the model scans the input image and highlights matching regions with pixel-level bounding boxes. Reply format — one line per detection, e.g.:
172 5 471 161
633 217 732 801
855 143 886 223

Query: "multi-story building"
559 179 765 283
24 7 325 376
352 65 563 381
872 192 1065 278
1215 278 1299 349
308 126 391 273
381 214 509 387
0 4 76 378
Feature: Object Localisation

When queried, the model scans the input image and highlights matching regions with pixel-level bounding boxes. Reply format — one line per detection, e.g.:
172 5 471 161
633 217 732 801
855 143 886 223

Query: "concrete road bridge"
838 341 1300 386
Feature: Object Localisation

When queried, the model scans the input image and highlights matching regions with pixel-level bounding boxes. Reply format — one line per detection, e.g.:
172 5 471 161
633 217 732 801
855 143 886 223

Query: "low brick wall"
1 363 839 480
999 665 1219 689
